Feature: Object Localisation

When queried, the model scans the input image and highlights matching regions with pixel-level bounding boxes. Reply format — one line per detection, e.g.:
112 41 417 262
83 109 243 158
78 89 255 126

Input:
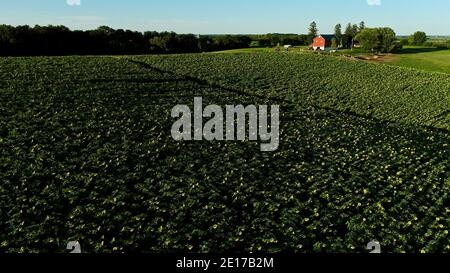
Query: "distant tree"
352 24 359 36
352 24 359 48
0 24 252 56
344 23 353 36
399 38 410 46
359 21 366 32
356 28 379 51
309 21 318 36
334 24 342 47
410 31 427 45
96 26 115 36
378 27 397 52
344 23 359 48
356 27 397 53
307 21 318 45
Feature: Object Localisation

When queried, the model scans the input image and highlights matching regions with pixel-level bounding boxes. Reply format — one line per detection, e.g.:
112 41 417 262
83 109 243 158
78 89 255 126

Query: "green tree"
356 27 397 53
378 27 397 52
352 24 359 36
399 38 410 46
344 23 359 48
96 26 115 36
355 28 379 51
334 24 342 47
410 31 427 45
309 21 318 36
344 23 352 36
359 21 366 32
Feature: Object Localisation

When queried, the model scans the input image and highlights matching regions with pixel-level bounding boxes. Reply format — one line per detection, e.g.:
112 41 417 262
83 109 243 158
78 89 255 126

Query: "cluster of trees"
2 23 446 56
306 23 449 52
408 31 427 46
399 31 428 47
0 25 147 55
246 22 368 48
355 27 399 53
333 22 366 48
399 32 450 49
308 21 366 48
199 35 252 52
0 24 252 56
424 40 450 49
249 34 310 47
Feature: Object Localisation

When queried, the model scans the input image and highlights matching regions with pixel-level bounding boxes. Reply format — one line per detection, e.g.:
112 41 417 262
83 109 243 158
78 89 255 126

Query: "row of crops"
0 55 449 253
133 53 450 130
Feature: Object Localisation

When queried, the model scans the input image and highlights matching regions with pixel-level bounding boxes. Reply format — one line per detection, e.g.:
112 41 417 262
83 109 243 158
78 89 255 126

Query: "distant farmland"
0 53 449 253
215 46 450 75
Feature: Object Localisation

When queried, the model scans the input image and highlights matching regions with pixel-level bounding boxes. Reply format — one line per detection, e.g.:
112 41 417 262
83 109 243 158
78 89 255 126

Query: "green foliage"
359 21 366 32
0 24 252 56
344 23 358 37
388 47 450 74
356 27 397 53
334 24 342 46
309 22 318 36
140 54 449 130
378 28 397 53
410 31 428 46
423 40 450 49
249 34 310 47
0 54 449 253
399 38 410 46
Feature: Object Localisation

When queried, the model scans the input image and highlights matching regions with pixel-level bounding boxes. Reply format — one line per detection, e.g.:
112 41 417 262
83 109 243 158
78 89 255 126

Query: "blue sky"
0 0 449 35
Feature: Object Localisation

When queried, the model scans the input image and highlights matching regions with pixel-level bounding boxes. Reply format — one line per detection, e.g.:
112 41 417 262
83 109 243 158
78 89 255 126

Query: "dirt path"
353 53 398 63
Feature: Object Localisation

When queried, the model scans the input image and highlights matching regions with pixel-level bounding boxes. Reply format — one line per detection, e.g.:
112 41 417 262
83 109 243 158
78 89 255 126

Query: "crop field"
217 46 450 75
0 54 449 253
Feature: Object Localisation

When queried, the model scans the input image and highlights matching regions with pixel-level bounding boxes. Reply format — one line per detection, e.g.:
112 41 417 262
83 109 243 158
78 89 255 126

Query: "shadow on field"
126 58 450 134
394 47 447 54
88 78 185 84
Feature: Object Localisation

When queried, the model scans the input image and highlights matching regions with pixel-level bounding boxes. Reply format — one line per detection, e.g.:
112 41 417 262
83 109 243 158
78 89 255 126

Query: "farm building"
311 34 354 50
311 35 336 50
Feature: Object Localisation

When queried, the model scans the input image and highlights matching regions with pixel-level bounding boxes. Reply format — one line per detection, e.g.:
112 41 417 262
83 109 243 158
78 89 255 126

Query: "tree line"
307 21 366 48
399 31 449 49
249 34 311 47
0 24 252 56
309 21 405 53
1 23 446 56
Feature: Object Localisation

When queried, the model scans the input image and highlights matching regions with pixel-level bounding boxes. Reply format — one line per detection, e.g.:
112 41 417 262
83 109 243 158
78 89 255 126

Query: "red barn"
312 35 326 51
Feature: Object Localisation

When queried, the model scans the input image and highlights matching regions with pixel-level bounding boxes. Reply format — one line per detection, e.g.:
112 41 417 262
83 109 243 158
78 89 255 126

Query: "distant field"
142 53 450 129
213 46 308 54
215 46 450 74
332 46 450 74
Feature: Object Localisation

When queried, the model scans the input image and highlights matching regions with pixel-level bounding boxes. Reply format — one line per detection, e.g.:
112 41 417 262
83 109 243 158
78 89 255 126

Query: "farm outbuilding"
311 34 355 50
311 35 336 51
312 36 326 50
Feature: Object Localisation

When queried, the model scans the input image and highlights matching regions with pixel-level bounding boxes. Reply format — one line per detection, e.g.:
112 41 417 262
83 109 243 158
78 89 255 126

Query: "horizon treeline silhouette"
0 24 254 56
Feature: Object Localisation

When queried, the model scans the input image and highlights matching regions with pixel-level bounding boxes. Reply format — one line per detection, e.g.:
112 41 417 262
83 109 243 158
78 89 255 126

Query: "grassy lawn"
334 46 450 74
387 46 450 74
